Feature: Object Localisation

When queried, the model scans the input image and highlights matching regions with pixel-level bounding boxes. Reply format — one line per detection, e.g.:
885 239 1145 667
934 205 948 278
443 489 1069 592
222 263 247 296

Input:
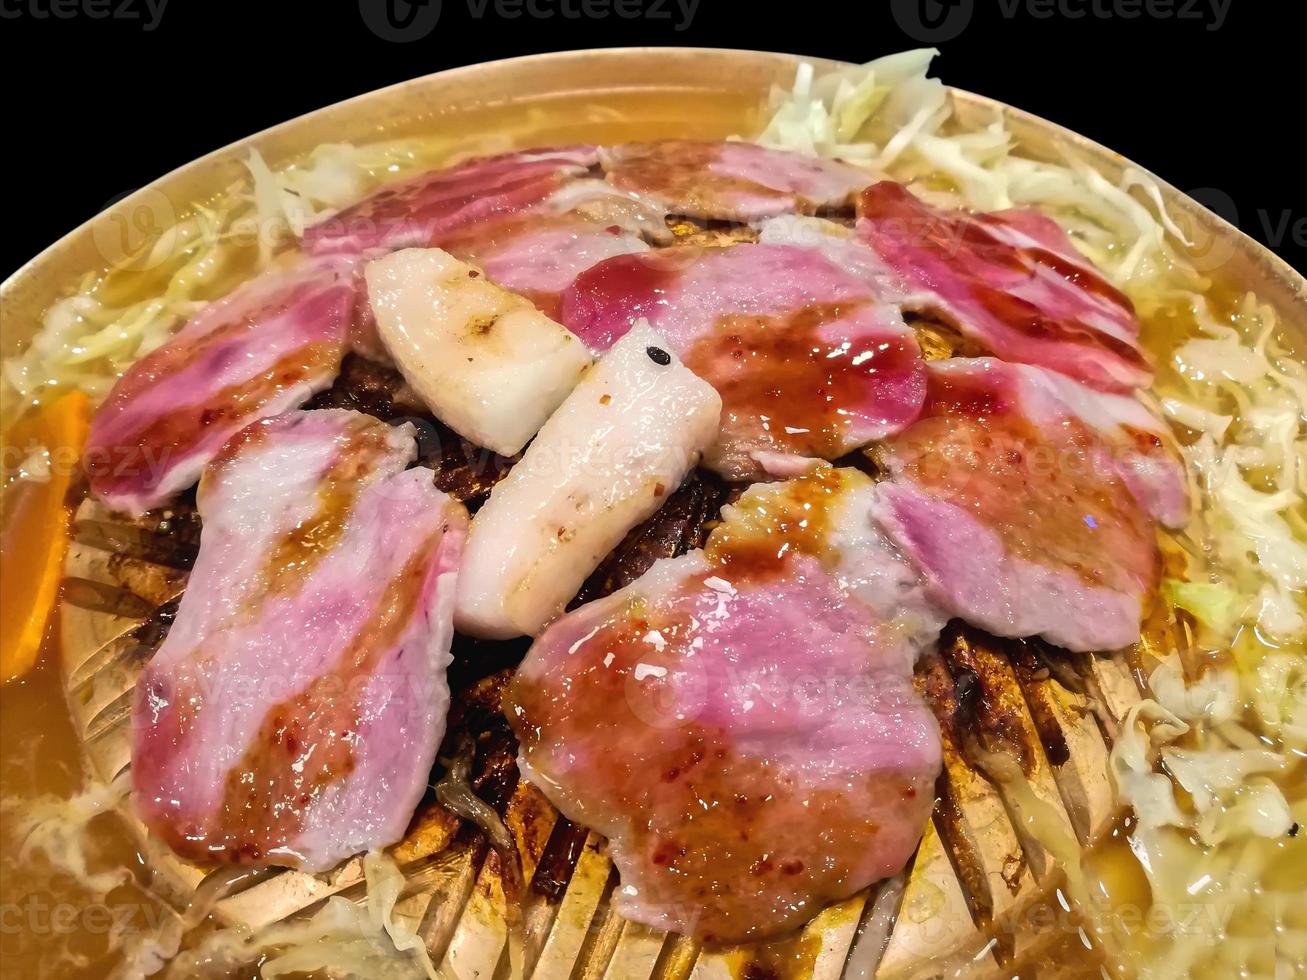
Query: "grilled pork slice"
455 322 721 639
561 243 926 480
301 146 599 255
85 255 361 515
857 181 1152 392
132 409 467 870
437 211 650 320
717 467 949 657
601 140 874 221
365 247 593 457
871 358 1187 652
505 468 942 943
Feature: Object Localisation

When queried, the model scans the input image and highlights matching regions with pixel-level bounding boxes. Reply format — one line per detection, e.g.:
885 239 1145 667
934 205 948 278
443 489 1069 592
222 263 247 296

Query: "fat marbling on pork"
132 409 466 870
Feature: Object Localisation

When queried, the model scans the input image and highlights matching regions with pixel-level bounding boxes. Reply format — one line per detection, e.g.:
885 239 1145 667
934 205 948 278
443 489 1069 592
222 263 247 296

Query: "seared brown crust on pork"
309 355 517 509
665 216 760 248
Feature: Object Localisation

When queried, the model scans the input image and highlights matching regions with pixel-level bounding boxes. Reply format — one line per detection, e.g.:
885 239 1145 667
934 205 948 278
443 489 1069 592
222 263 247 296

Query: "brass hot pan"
58 407 1143 979
5 47 1303 980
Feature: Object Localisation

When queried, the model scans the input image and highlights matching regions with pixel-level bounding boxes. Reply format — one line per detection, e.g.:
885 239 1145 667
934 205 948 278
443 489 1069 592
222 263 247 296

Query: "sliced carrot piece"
1 391 90 683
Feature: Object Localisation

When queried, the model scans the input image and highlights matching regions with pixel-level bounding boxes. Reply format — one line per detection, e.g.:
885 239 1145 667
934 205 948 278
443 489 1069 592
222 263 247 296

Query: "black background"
3 0 1303 276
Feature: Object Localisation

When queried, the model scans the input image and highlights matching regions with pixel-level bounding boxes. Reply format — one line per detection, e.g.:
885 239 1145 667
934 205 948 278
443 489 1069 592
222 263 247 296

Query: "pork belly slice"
132 409 467 870
601 140 874 222
716 467 949 657
85 255 360 516
365 247 593 457
454 322 721 639
561 243 927 480
871 358 1187 652
438 211 650 320
504 474 942 942
1019 364 1191 529
856 181 1151 392
301 146 598 255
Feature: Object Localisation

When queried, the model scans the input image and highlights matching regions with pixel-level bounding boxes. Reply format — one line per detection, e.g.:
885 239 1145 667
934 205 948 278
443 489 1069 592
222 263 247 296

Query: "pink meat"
505 548 940 943
85 255 360 515
856 182 1152 392
302 146 599 255
603 140 874 221
131 410 467 871
560 243 927 479
438 212 649 319
1016 363 1191 529
871 358 1185 652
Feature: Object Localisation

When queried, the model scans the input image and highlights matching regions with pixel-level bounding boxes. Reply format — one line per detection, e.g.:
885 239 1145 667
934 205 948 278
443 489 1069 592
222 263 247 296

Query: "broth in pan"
2 51 1303 980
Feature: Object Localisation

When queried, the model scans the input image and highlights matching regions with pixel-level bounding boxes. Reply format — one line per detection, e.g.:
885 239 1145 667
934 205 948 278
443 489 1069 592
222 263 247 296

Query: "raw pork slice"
857 181 1151 392
132 410 467 870
602 140 874 222
561 243 926 479
505 467 942 942
302 146 599 255
871 358 1186 652
85 255 360 515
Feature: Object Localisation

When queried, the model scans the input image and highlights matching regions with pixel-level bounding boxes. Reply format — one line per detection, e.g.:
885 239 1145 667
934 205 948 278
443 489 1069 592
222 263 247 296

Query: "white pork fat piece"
454 322 721 638
365 247 592 456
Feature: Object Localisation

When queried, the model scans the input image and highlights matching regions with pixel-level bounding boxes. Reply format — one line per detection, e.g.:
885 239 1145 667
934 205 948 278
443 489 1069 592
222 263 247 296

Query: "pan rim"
2 46 1302 316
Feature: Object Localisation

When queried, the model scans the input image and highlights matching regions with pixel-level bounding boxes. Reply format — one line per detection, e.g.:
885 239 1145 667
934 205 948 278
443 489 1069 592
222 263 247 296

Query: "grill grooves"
58 363 1141 978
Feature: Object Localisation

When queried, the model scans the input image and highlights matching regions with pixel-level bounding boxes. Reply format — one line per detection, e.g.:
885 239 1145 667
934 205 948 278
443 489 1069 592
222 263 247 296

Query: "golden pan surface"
3 47 1304 980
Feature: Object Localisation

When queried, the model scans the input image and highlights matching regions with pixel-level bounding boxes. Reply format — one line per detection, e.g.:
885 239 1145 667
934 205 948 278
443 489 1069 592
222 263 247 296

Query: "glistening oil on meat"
1 49 1303 980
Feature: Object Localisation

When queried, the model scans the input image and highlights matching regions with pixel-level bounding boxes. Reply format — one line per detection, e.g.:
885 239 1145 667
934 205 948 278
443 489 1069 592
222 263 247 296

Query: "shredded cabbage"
3 48 1303 980
241 142 428 263
257 851 438 980
1 140 438 434
1109 668 1299 974
2 773 131 895
2 775 188 979
761 52 1306 980
147 851 438 980
1250 653 1307 749
1165 296 1307 642
757 48 1200 286
1110 699 1191 831
1161 747 1285 815
1162 579 1245 636
4 759 444 977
